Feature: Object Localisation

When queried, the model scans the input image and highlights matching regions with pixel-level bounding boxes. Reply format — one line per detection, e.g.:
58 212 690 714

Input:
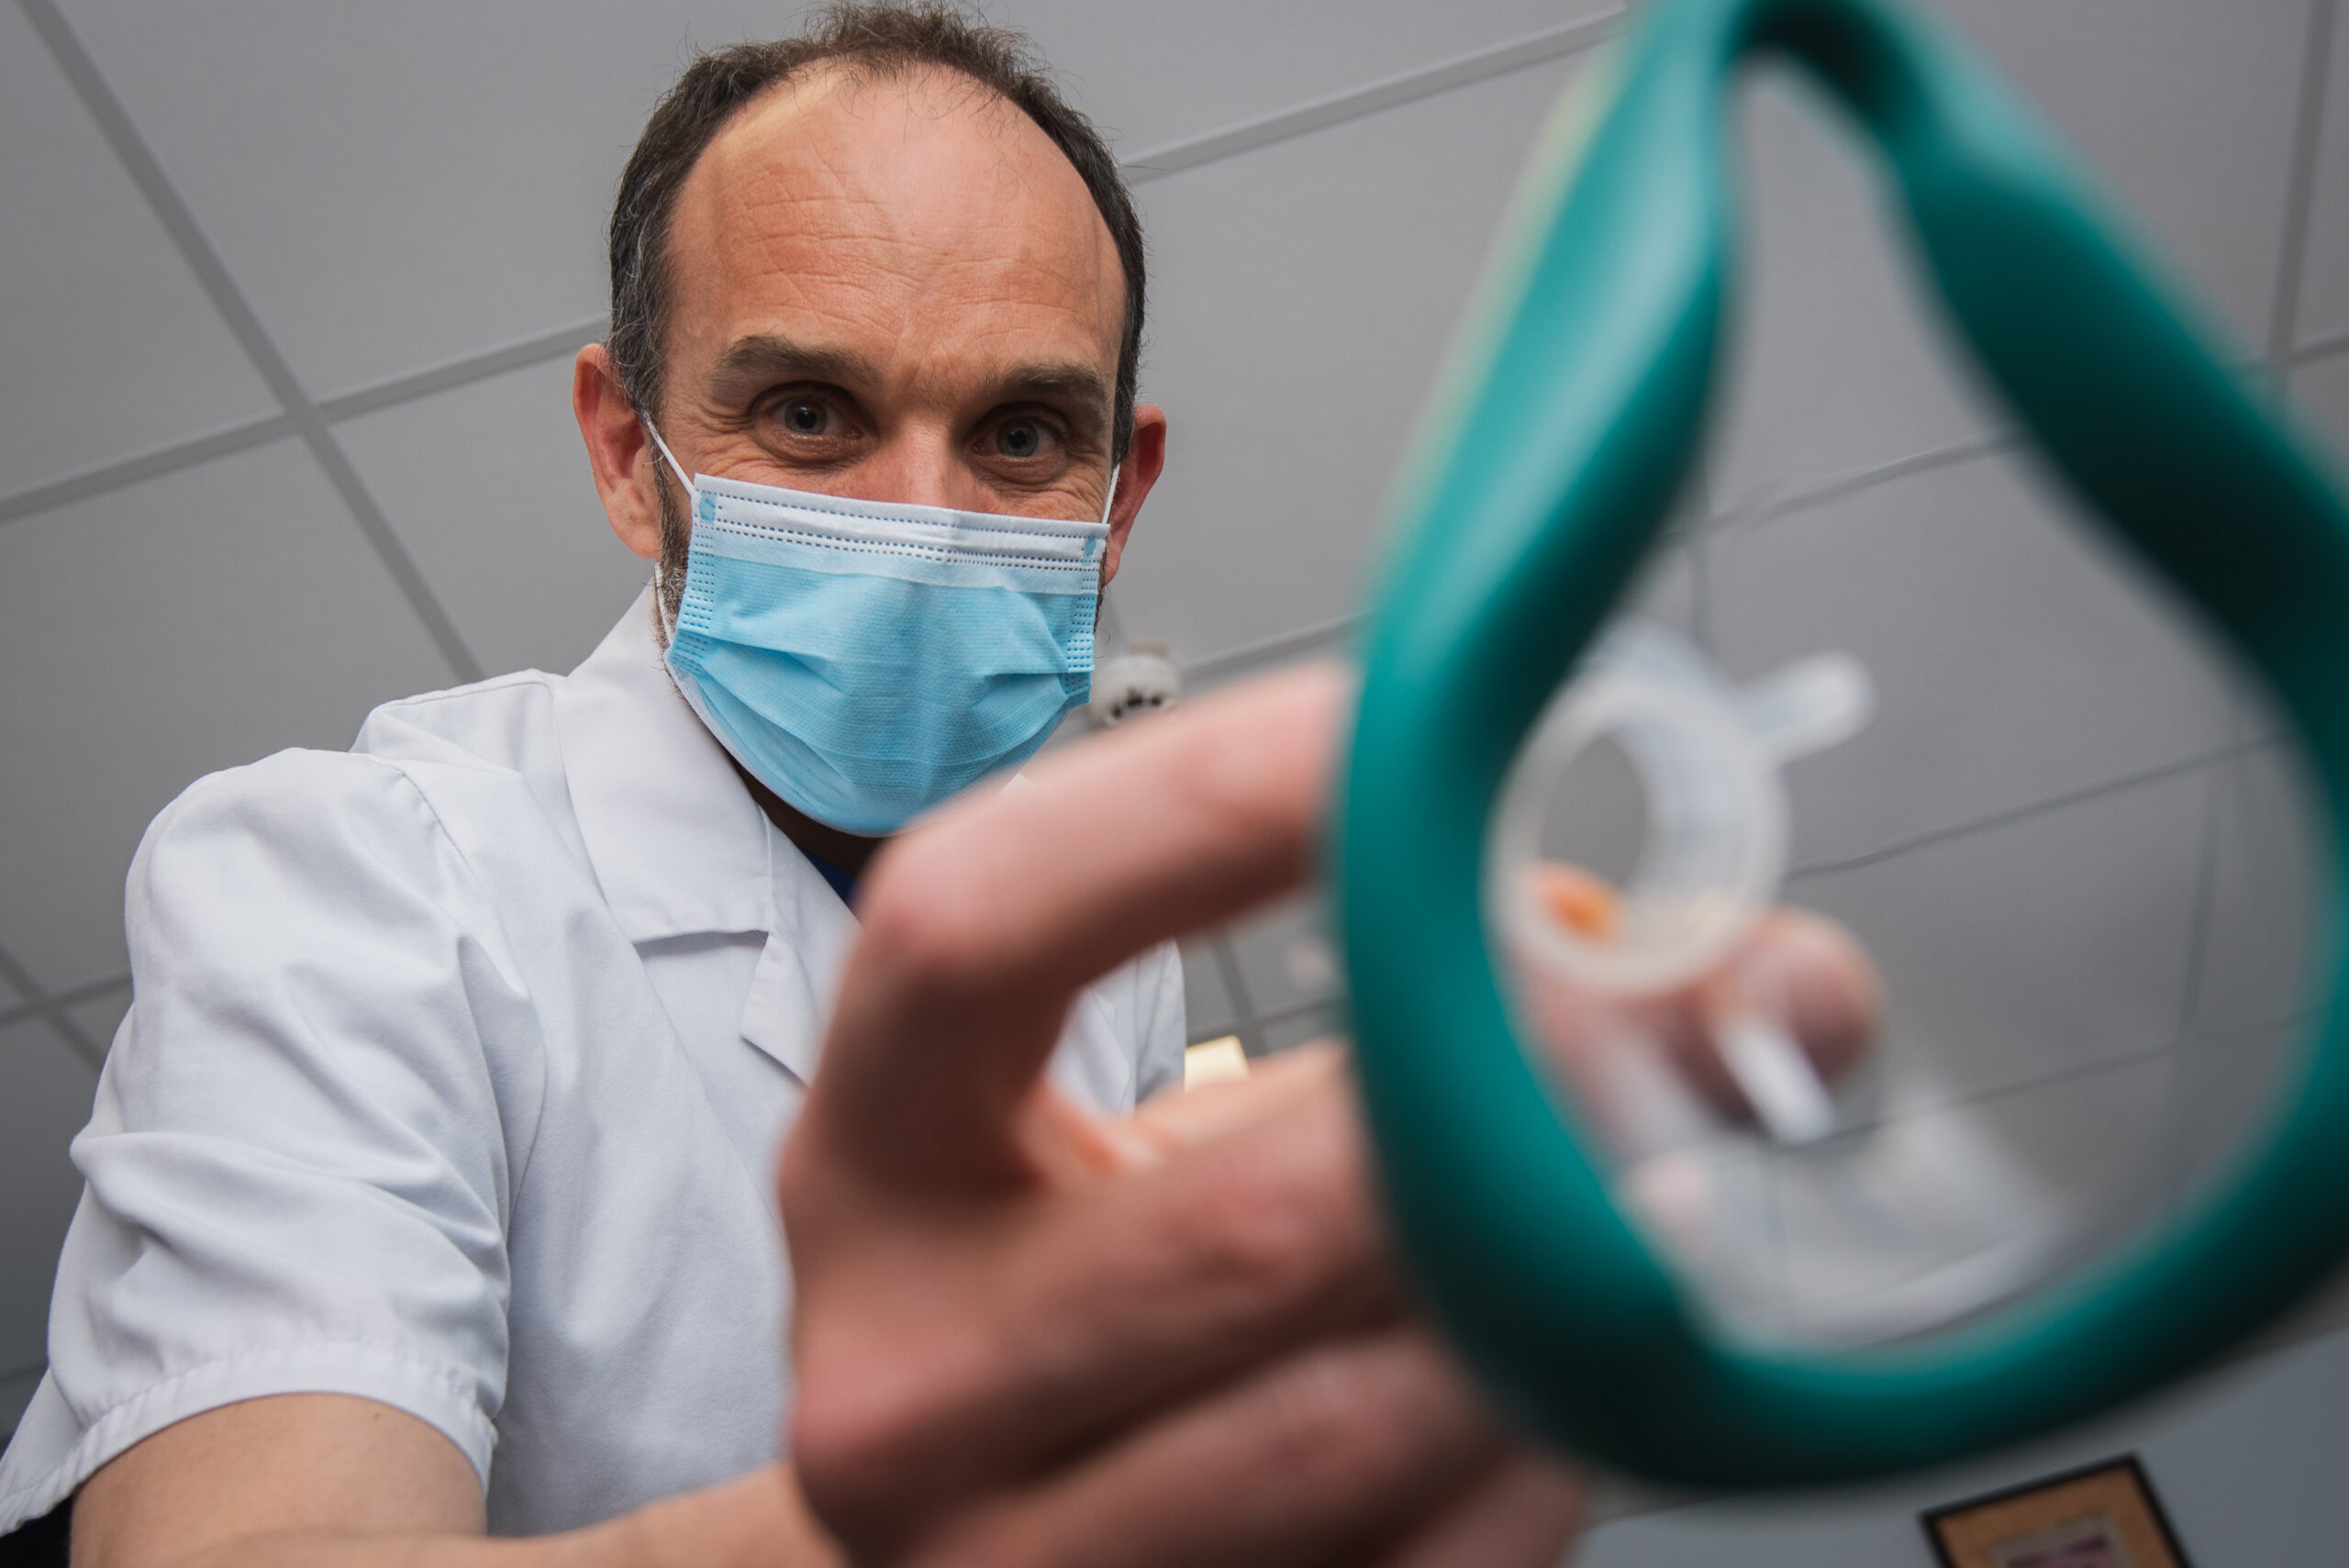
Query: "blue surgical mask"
646 425 1113 835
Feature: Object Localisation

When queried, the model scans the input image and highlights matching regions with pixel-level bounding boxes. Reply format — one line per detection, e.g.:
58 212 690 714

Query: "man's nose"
859 428 974 511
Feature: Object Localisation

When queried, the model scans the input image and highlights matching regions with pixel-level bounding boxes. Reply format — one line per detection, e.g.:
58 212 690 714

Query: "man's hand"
780 666 1586 1567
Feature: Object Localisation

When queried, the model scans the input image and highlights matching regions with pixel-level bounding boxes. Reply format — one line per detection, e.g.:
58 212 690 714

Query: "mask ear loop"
642 419 696 640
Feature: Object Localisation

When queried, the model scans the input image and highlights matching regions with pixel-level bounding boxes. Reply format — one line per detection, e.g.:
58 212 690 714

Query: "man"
0 6 1870 1564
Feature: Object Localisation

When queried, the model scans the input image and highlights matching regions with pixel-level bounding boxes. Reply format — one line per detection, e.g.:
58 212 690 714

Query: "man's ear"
1099 404 1167 587
574 344 662 561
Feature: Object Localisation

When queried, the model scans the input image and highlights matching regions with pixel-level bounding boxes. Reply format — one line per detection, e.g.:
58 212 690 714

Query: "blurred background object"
3 1 2346 1560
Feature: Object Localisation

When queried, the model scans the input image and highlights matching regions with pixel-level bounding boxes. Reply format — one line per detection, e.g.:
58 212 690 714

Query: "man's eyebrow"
707 334 880 392
991 361 1111 419
707 339 1110 423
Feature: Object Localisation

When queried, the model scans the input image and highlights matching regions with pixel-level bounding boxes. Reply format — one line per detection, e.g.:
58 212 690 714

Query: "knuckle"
1160 1129 1376 1319
790 1338 952 1536
1248 1348 1413 1504
792 1308 1003 1551
1248 1338 1488 1505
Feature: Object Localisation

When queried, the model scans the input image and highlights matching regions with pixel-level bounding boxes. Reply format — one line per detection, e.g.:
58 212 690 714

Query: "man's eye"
994 419 1048 460
779 398 832 437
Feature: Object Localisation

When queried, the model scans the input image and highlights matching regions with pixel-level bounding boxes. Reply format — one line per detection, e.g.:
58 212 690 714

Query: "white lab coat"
0 587 1186 1536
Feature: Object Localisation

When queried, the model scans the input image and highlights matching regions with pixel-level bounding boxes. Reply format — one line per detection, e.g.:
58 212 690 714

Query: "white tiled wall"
0 0 278 500
3 5 2347 1558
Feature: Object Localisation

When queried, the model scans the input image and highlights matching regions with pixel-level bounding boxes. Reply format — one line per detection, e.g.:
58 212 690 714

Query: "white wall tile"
1947 0 2306 345
1709 0 2309 513
0 1363 43 1444
0 439 452 985
336 356 651 679
1000 0 1613 157
53 0 793 396
2298 348 2349 455
1708 73 2009 514
1259 1006 1341 1055
0 0 274 501
1177 939 1240 1043
1224 893 1340 1026
0 1024 97 1380
1114 57 1585 663
2170 1018 2309 1212
1964 1048 2177 1231
2292 5 2349 347
1710 453 2235 867
2189 742 2326 1046
65 988 132 1064
1784 767 2207 1106
50 0 1611 403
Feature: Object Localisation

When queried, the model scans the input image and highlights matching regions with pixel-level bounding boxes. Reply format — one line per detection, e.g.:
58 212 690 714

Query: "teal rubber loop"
1337 0 2349 1486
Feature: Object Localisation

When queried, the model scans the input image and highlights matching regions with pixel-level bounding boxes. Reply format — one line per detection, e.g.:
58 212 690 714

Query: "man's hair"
607 1 1147 459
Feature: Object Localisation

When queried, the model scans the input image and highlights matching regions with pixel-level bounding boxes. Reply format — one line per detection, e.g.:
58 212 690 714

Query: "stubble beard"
653 463 690 649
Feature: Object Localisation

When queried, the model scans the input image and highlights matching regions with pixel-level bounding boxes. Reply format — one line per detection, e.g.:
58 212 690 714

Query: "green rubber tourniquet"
1336 0 2349 1486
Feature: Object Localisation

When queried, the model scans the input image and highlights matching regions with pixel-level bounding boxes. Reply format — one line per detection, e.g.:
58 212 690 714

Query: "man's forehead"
666 61 1123 379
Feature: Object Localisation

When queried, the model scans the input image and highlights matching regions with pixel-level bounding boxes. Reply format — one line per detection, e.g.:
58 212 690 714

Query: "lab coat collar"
552 585 775 947
739 848 855 1084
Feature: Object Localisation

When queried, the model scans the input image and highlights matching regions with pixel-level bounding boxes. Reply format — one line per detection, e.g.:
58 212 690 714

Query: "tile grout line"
1180 612 1361 685
0 941 107 1074
0 7 1620 539
7 321 2342 551
1158 317 2343 685
5 9 2343 548
2293 326 2349 368
1785 734 2279 885
1191 991 1334 1050
0 414 295 527
311 317 606 424
0 316 607 529
1833 1035 2187 1151
0 970 132 1037
1206 937 1262 1055
1118 9 1623 184
2167 755 2229 1056
1710 431 2025 539
17 0 484 683
1687 436 1719 658
0 9 1626 541
2266 0 2341 371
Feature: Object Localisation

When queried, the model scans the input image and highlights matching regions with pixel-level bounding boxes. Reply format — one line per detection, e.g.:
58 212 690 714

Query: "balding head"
573 12 1167 617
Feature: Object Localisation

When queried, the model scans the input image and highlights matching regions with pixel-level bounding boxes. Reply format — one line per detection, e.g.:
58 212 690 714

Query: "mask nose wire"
644 421 1119 635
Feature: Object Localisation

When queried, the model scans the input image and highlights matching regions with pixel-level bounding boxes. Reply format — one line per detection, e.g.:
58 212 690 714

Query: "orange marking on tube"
1531 862 1620 941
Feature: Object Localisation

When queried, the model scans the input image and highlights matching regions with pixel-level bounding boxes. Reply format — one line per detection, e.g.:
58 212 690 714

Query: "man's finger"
799 662 1349 1188
1369 1451 1585 1568
789 1055 1398 1522
1108 1040 1348 1173
1005 1039 1349 1185
891 1327 1504 1568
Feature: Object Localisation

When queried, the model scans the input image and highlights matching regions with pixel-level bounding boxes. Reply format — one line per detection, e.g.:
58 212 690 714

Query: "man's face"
645 64 1140 558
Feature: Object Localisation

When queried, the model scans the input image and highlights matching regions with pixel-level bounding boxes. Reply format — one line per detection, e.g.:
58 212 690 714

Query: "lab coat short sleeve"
38 749 544 1499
